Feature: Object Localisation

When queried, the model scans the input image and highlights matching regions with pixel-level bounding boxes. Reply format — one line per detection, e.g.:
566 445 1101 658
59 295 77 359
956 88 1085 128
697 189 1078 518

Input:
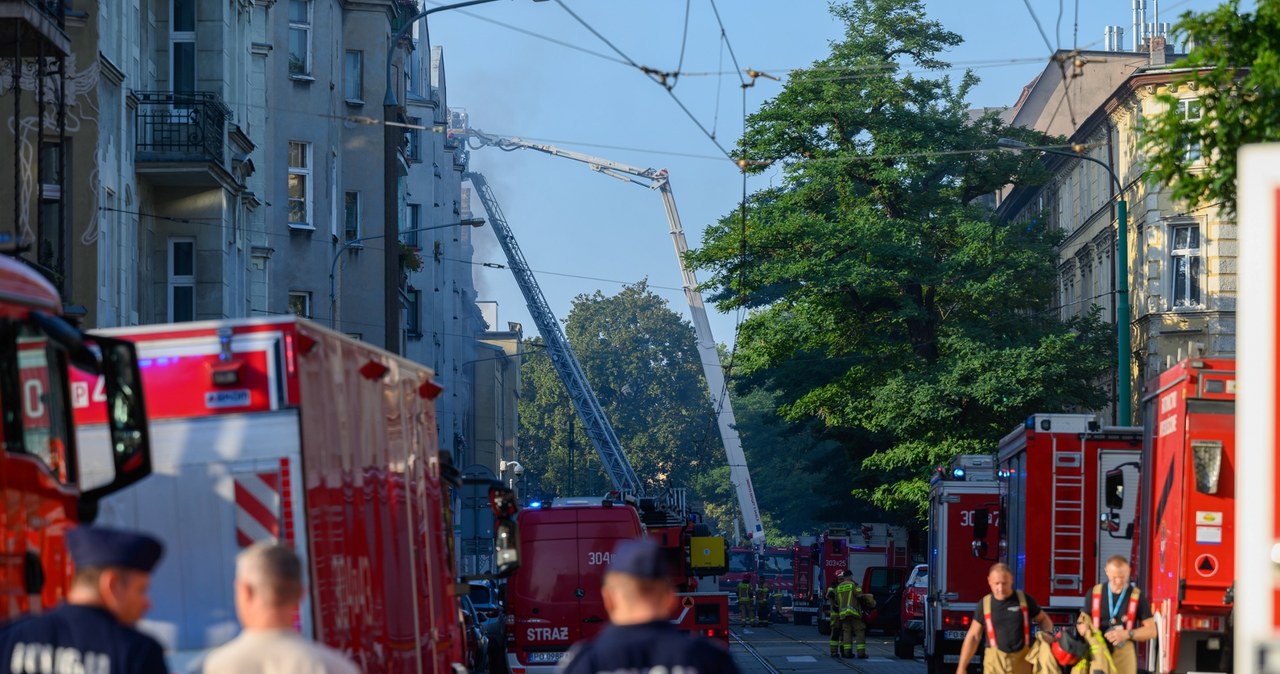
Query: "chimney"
1150 35 1167 66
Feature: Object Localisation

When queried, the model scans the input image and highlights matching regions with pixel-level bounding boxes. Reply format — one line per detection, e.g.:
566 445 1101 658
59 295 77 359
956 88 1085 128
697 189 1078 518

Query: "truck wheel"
894 634 914 659
818 618 831 636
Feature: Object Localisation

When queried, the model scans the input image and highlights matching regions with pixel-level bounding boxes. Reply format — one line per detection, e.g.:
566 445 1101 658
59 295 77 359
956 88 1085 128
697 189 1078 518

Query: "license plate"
944 630 968 640
528 653 566 664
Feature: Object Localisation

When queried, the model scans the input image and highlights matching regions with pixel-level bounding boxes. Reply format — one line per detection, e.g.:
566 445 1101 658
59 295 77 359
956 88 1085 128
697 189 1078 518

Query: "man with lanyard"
737 574 755 627
0 525 168 674
956 563 1053 674
1083 555 1154 674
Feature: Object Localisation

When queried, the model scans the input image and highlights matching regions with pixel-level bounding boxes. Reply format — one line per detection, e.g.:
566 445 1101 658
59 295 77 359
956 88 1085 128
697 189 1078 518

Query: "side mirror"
1104 469 1125 510
490 484 518 517
973 508 989 540
494 517 520 578
79 335 152 504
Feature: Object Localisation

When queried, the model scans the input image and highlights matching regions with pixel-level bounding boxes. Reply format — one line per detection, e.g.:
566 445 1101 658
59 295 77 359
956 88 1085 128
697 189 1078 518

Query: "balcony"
135 91 235 187
0 0 70 57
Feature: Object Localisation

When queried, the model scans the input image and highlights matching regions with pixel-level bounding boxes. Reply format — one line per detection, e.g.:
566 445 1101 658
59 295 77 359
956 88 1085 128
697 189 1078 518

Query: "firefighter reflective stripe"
982 592 1029 650
836 581 861 618
738 583 751 602
1090 585 1142 630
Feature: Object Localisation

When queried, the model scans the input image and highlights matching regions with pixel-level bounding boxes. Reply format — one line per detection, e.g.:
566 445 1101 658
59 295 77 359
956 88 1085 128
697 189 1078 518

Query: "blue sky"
428 0 1235 349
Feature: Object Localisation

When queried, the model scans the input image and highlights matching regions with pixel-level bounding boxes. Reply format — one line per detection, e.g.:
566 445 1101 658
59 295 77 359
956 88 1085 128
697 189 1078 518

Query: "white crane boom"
465 129 766 547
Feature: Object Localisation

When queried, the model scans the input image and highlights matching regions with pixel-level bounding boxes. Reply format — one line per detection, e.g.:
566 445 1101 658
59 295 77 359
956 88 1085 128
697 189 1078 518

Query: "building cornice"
98 52 126 87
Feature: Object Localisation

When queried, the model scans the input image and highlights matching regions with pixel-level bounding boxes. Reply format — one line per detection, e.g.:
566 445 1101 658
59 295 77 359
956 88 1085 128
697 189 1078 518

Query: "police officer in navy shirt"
0 525 168 674
556 538 740 674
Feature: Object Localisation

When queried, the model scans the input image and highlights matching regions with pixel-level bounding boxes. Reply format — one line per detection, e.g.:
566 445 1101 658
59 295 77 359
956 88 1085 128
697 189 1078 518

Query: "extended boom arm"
465 130 766 546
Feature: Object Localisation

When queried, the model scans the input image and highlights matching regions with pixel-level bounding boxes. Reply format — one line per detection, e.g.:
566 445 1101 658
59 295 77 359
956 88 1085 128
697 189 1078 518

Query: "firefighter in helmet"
825 569 876 658
737 574 755 627
754 579 772 626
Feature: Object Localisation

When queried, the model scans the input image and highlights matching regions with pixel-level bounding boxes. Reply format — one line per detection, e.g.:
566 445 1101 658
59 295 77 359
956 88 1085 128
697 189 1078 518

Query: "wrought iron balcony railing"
135 91 231 163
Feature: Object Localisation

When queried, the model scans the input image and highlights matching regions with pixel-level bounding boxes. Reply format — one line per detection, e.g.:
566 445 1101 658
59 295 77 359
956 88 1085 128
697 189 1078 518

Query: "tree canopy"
687 0 1115 520
516 281 727 515
1142 0 1280 215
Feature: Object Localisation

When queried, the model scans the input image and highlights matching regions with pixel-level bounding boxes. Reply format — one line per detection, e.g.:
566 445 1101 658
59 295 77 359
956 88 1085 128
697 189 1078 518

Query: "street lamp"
996 137 1131 424
329 218 484 329
382 0 547 354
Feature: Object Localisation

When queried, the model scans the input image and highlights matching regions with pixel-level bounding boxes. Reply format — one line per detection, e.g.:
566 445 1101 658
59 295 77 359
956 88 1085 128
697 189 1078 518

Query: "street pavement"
731 623 926 674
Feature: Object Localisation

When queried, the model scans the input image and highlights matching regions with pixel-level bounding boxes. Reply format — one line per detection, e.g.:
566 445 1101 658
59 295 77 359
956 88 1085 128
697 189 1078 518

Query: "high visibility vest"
982 591 1029 651
1091 584 1141 631
738 582 752 602
834 581 862 618
756 585 770 603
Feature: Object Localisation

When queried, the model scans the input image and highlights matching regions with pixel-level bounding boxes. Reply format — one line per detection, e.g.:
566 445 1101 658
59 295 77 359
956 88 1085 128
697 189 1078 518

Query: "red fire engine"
1236 144 1278 674
997 413 1142 624
758 545 796 622
720 546 756 614
1134 358 1234 674
803 525 908 635
924 454 1001 674
792 539 817 625
72 317 520 674
0 255 153 621
505 495 727 674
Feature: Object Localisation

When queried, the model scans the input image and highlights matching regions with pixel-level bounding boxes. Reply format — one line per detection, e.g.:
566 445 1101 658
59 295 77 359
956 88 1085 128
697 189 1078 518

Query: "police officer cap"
607 538 670 580
67 525 164 573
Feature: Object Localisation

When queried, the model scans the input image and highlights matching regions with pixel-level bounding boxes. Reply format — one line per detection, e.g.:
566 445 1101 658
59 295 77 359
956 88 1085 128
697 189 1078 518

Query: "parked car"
461 594 490 674
470 581 505 674
894 564 929 658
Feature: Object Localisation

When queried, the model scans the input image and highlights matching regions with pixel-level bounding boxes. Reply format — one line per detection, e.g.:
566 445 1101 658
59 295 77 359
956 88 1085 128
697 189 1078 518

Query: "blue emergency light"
951 467 966 479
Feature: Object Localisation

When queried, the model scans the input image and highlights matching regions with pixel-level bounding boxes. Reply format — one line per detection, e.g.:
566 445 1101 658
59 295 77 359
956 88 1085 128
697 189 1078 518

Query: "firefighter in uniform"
737 574 756 627
1082 555 1155 674
957 563 1054 674
755 579 772 626
825 569 876 658
0 526 168 674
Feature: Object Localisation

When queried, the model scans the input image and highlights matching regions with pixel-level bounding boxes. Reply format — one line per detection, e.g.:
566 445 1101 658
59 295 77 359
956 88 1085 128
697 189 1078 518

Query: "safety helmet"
836 569 849 579
1052 630 1088 667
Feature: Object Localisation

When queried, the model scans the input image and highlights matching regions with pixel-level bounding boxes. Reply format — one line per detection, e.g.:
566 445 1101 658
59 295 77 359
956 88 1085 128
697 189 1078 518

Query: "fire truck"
792 538 817 626
0 254 153 621
923 455 1001 674
758 545 796 622
801 524 908 635
505 494 727 674
720 546 756 613
1134 358 1235 674
72 317 521 674
997 413 1142 624
1236 143 1280 674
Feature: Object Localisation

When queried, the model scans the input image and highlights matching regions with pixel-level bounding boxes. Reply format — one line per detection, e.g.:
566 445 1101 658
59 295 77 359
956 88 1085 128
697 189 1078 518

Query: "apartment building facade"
998 42 1234 422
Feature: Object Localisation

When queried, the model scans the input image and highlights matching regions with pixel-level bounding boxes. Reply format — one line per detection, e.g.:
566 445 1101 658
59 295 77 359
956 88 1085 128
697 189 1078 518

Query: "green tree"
687 0 1114 519
1142 0 1280 215
516 282 727 513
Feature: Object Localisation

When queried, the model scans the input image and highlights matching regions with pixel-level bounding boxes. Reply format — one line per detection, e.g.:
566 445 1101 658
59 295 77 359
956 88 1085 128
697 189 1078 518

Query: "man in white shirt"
203 542 357 674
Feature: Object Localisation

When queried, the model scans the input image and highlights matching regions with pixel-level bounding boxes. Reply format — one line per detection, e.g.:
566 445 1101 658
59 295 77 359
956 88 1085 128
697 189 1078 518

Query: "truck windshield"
1 320 74 485
728 551 754 573
760 553 793 577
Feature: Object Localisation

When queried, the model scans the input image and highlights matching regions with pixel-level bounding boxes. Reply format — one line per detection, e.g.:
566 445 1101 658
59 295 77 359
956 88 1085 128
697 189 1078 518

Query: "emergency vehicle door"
1097 452 1140 578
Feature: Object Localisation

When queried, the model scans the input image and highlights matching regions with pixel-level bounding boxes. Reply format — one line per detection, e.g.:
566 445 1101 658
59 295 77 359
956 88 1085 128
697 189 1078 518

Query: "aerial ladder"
464 170 642 494
467 169 730 638
463 127 766 548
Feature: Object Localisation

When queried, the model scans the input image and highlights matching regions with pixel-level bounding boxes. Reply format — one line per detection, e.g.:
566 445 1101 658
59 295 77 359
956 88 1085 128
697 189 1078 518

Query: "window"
344 191 361 242
168 237 196 322
1171 224 1202 308
288 291 312 318
344 51 363 102
170 0 196 98
407 288 422 337
1180 99 1203 162
403 203 421 247
288 0 311 76
287 141 311 227
405 116 421 161
38 142 63 278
